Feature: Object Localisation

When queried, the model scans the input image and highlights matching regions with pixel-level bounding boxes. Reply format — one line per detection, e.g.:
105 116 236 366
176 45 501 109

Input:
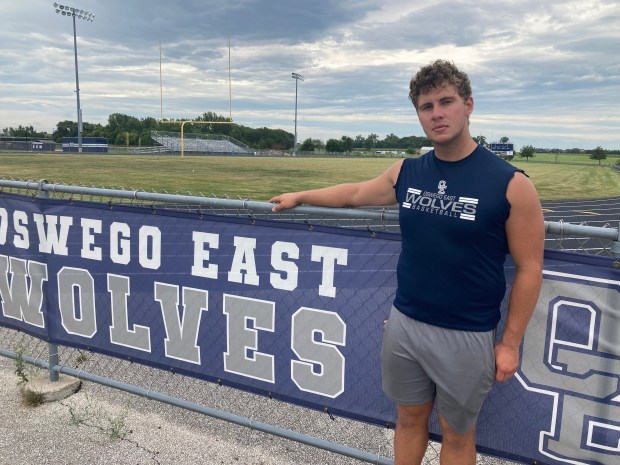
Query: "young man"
270 60 544 465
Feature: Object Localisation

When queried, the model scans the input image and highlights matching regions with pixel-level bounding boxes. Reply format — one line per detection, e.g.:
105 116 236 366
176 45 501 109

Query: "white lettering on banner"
0 255 348 399
57 266 97 338
0 210 349 295
33 213 73 256
81 218 102 261
518 271 620 465
13 210 30 249
110 222 131 265
108 274 151 352
0 210 161 270
0 255 47 328
191 234 348 298
228 236 260 286
155 282 208 364
270 241 299 292
311 245 348 298
223 294 275 383
191 231 219 279
0 208 6 244
291 307 346 398
138 226 161 270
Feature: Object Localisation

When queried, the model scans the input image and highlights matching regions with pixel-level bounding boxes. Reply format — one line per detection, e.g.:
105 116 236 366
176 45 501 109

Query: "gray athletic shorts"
381 306 496 434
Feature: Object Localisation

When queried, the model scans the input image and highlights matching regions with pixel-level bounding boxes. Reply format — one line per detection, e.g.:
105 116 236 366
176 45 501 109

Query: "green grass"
518 152 620 165
511 161 620 200
1 152 619 201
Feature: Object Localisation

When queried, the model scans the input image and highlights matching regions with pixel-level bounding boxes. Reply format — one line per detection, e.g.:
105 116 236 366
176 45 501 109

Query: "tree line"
2 112 618 156
1 113 293 150
1 112 431 153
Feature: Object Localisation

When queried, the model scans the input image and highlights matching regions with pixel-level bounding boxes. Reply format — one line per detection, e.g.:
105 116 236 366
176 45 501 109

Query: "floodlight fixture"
291 73 305 155
52 3 95 153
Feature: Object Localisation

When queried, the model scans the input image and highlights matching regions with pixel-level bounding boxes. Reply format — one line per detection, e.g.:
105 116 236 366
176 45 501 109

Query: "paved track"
542 197 620 255
542 197 620 227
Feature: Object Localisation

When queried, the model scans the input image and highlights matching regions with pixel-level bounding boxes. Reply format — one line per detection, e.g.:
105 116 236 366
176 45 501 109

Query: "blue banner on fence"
0 193 618 465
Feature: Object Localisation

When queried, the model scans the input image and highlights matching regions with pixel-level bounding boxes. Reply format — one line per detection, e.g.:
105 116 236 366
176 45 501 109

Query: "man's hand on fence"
270 193 301 212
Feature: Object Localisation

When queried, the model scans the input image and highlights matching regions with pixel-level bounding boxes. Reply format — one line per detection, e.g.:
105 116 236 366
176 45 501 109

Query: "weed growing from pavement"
13 342 43 407
75 351 89 365
21 387 45 407
13 341 46 407
67 392 131 440
13 342 29 387
63 394 161 462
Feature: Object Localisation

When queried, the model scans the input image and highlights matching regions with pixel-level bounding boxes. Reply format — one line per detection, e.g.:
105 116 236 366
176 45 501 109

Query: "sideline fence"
0 179 618 465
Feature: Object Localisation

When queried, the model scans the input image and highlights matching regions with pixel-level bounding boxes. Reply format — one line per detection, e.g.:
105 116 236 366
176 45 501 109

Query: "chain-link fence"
1 179 617 255
0 179 618 465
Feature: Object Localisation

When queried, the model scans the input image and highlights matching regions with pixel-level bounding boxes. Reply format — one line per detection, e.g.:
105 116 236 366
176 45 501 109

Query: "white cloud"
0 0 618 149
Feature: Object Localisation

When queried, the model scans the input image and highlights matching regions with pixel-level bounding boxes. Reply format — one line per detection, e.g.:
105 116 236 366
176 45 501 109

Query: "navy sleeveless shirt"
393 145 520 331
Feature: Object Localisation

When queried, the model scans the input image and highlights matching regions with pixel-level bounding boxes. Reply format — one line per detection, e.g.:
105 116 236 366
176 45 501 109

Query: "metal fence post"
611 222 620 258
36 180 59 382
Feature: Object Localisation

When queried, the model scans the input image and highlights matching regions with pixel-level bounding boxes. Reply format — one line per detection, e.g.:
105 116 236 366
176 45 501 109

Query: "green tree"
52 120 78 141
310 139 325 151
382 133 400 149
341 136 353 153
400 135 431 151
325 138 344 152
1 125 45 138
353 135 366 148
365 133 379 150
300 138 315 151
473 135 487 147
589 146 607 165
500 136 510 143
519 145 536 161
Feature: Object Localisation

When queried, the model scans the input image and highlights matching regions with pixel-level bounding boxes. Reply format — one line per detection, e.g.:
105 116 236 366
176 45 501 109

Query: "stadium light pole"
291 73 305 156
53 3 95 153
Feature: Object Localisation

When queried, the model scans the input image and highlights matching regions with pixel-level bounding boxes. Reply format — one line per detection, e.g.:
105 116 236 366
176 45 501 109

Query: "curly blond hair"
409 60 472 110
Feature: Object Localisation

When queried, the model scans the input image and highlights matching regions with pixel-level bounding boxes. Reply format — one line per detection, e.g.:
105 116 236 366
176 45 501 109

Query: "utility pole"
291 72 305 155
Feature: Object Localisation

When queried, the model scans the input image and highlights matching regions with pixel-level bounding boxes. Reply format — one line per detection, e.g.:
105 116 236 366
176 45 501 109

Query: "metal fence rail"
0 178 618 465
1 179 618 254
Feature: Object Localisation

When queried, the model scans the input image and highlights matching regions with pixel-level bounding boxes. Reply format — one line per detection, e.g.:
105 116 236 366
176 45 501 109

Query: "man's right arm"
270 160 403 212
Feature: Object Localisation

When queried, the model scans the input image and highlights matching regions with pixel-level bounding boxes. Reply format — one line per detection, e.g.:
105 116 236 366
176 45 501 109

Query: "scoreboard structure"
490 142 514 156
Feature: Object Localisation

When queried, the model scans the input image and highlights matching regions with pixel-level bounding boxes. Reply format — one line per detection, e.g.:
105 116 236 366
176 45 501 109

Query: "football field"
0 152 619 202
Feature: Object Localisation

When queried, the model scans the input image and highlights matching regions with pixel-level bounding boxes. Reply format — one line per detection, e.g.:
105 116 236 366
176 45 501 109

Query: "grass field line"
1 152 619 201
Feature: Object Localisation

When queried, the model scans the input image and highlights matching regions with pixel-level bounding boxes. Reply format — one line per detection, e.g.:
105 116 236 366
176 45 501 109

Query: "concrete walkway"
0 357 395 465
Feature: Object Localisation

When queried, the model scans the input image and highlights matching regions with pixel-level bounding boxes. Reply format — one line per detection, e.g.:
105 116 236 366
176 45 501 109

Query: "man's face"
416 84 473 146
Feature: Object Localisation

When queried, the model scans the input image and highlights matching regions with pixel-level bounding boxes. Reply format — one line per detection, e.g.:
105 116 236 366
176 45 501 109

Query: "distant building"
419 146 434 155
0 136 56 152
31 140 57 151
376 150 406 155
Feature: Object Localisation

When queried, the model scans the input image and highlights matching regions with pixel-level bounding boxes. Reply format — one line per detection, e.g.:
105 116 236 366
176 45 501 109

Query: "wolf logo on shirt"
401 185 478 221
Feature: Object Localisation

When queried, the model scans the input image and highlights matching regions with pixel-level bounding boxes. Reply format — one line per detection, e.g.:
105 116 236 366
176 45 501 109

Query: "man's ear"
466 96 474 115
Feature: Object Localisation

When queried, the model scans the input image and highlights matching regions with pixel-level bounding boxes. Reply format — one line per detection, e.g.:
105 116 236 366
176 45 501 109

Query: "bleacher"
151 131 254 155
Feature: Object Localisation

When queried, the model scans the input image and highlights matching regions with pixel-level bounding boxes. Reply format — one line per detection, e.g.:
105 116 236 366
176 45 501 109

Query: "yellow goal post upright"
158 36 234 158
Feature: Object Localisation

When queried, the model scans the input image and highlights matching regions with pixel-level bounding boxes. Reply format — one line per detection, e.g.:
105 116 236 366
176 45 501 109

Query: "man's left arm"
495 172 545 382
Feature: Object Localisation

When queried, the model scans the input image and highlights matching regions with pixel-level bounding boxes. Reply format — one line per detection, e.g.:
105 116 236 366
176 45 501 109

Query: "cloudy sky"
1 0 619 150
